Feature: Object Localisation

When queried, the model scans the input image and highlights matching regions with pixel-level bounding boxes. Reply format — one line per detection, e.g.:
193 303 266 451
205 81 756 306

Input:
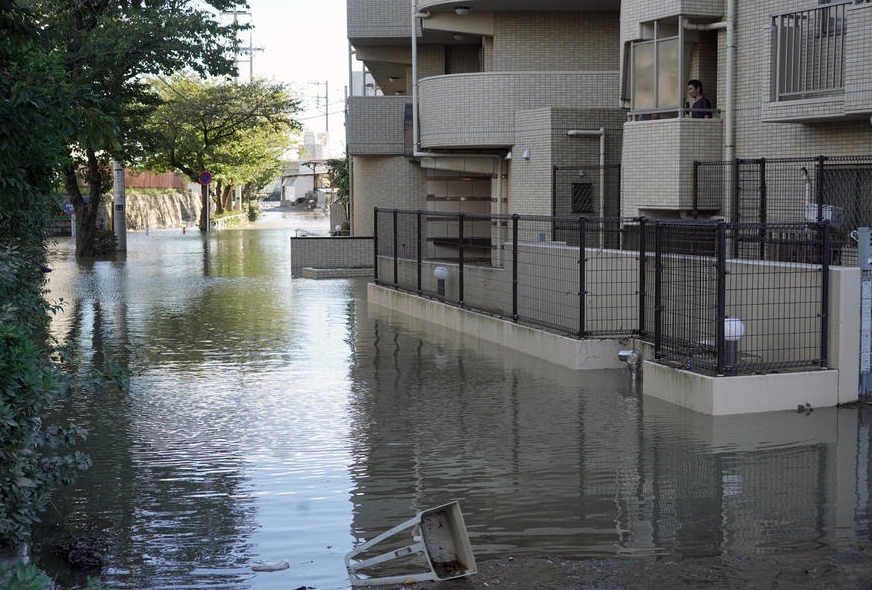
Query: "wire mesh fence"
694 155 872 266
374 209 831 376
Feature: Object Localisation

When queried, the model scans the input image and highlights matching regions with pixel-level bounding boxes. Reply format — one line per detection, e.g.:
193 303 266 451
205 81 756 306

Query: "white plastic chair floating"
344 501 477 586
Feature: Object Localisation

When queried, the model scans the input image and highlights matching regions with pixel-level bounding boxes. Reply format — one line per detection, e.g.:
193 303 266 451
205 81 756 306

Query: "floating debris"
251 561 290 572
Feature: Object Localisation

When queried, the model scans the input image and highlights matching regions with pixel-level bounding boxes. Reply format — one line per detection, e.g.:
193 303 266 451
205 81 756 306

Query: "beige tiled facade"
347 0 872 223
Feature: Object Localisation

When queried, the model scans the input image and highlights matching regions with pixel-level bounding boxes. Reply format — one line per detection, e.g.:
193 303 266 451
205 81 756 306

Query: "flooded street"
36 206 872 589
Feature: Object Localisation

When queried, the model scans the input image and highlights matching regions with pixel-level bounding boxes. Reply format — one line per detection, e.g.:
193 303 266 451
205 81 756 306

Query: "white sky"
235 0 353 153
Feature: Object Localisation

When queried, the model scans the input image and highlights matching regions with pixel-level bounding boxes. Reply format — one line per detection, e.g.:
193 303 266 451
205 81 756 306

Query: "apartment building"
347 0 872 234
346 0 626 250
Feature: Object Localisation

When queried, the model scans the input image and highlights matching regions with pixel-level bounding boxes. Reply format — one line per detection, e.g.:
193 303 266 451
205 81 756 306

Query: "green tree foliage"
143 75 302 230
27 0 248 256
0 0 71 245
0 1 103 551
326 155 350 228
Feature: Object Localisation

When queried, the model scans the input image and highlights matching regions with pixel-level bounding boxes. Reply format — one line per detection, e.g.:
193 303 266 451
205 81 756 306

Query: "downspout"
412 0 421 156
725 0 735 164
566 127 606 218
566 128 605 247
684 0 735 163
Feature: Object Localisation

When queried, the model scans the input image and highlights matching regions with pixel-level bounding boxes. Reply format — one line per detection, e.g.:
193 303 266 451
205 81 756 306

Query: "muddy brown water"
34 208 872 589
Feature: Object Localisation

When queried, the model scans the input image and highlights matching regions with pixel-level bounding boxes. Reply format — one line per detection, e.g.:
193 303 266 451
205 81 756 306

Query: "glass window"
630 17 685 117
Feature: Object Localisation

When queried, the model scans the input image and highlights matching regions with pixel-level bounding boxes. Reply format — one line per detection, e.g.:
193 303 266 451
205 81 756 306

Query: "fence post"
458 212 465 304
416 210 423 294
814 155 827 219
373 207 379 284
392 209 398 287
716 221 729 374
654 221 662 358
820 221 830 367
578 216 586 337
512 214 519 321
758 158 767 260
638 217 646 336
731 159 740 258
551 165 558 217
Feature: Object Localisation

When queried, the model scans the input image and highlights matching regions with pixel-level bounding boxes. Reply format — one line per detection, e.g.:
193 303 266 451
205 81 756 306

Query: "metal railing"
772 1 850 101
374 209 831 376
694 155 872 266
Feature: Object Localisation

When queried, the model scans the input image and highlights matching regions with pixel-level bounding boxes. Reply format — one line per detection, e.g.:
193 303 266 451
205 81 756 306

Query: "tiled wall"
418 71 620 148
290 237 374 276
347 0 410 39
351 155 428 234
346 96 408 155
843 3 872 115
731 1 872 158
493 12 620 71
622 119 723 216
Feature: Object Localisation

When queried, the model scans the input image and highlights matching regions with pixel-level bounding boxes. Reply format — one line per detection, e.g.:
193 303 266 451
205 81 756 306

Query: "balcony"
347 0 410 41
418 71 619 149
622 117 723 216
762 0 872 123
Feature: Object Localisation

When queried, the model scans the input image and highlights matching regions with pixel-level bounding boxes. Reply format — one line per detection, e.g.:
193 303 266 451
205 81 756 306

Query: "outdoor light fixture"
723 317 745 368
522 148 531 160
453 33 465 41
389 76 399 82
434 266 449 297
578 169 587 177
455 6 470 15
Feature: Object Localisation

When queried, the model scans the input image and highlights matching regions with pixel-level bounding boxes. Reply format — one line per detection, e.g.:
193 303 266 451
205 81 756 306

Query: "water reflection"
36 215 872 590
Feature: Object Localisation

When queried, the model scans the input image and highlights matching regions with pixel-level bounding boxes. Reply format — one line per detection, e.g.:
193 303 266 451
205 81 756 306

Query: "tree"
28 0 248 256
326 155 350 230
142 75 302 230
0 0 91 548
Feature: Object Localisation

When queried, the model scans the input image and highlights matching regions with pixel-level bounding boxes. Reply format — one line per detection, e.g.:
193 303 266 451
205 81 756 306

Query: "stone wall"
105 190 201 230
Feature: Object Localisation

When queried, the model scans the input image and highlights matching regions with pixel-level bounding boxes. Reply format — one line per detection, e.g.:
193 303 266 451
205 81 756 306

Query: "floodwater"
36 205 872 590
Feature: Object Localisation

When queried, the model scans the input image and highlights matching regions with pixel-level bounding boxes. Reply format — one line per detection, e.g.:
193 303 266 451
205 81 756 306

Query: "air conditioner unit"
805 203 844 229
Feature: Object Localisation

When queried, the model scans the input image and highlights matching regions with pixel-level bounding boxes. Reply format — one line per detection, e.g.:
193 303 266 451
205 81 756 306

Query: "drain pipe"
566 128 605 245
725 0 735 164
566 128 605 218
618 349 641 379
411 0 427 156
684 0 735 163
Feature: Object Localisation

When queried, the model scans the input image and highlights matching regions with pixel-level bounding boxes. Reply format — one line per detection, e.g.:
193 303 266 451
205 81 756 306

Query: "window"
571 183 594 215
630 17 687 117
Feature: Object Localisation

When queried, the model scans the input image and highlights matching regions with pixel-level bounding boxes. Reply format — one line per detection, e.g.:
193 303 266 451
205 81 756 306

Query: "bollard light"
724 317 745 369
434 266 449 297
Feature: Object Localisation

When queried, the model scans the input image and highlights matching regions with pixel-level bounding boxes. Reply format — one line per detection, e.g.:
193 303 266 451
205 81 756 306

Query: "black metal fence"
374 208 831 376
695 155 872 266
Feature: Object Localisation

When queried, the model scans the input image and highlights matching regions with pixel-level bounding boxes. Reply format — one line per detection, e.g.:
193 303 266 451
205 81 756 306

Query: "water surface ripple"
38 211 872 589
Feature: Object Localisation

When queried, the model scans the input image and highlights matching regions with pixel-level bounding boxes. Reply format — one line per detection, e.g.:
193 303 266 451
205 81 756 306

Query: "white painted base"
642 360 840 415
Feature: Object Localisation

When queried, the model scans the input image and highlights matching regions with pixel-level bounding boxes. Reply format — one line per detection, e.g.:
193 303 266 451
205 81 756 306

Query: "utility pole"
222 6 262 81
310 80 330 133
239 30 264 81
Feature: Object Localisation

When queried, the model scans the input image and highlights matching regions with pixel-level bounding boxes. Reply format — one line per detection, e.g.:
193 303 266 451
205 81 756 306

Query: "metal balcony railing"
772 1 852 101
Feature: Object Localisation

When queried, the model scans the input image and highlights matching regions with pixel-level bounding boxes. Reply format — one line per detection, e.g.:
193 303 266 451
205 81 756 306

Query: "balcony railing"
772 1 853 101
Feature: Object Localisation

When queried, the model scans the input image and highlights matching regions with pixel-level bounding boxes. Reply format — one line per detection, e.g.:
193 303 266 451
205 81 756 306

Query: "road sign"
198 171 213 185
63 201 74 214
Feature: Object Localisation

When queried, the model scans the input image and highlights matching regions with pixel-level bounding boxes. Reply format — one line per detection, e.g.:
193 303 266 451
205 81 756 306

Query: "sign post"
199 171 213 231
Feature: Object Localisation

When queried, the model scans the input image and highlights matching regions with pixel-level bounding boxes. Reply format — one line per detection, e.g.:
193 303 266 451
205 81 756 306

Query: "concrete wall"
290 236 374 277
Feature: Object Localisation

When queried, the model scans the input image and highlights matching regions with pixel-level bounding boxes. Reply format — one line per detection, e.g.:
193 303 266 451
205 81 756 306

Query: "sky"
235 0 352 155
